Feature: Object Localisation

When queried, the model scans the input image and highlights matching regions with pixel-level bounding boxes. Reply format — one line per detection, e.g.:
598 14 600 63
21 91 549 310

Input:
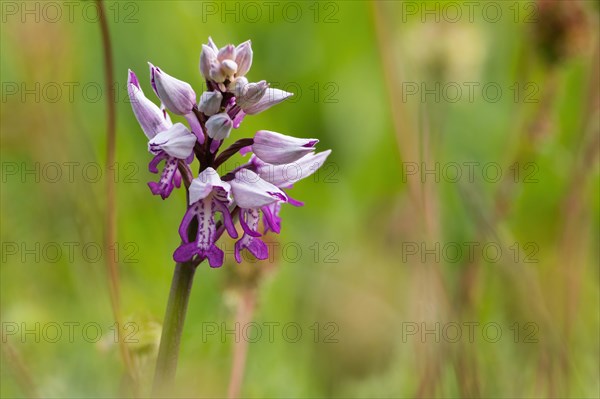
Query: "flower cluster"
128 38 331 267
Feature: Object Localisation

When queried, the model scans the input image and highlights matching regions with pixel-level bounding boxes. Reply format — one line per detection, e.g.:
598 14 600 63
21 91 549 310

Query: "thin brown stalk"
227 289 257 399
371 3 452 397
0 335 40 398
494 69 559 221
556 37 600 392
370 1 420 210
95 0 137 391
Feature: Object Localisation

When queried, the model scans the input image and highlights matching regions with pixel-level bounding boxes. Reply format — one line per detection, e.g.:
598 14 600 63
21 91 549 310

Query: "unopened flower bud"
200 44 218 79
236 80 268 109
199 91 223 116
218 44 236 61
149 63 196 115
243 88 294 115
230 77 249 97
206 112 233 140
235 40 253 77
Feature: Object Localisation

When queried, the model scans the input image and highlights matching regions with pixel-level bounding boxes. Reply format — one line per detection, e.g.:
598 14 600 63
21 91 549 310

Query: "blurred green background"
1 1 599 398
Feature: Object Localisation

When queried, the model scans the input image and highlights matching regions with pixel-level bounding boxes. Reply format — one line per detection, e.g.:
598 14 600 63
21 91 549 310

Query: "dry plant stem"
556 39 600 391
370 2 420 208
0 336 40 398
371 3 458 396
152 261 197 396
95 0 137 390
227 289 257 399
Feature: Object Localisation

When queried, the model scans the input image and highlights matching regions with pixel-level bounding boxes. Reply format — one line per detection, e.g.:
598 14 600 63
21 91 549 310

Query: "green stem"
152 261 197 396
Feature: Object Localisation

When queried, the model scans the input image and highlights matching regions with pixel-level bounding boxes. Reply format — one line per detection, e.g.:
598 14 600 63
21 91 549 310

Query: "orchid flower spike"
128 37 332 265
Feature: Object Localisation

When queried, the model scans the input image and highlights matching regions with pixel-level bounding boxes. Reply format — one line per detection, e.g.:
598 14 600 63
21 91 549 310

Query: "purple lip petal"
303 140 319 148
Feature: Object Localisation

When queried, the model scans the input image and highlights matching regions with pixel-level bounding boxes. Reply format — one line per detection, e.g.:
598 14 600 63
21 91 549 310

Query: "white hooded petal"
230 169 287 209
243 88 294 115
189 167 231 204
252 130 319 165
254 150 332 188
148 123 196 159
127 69 170 139
235 80 268 109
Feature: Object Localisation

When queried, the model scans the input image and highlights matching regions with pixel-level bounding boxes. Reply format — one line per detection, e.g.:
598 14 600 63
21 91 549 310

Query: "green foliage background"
1 1 598 397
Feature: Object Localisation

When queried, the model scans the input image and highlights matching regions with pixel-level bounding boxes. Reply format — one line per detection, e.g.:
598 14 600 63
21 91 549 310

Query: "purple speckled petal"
234 208 268 263
193 198 218 254
239 209 261 238
148 156 178 199
174 169 182 188
234 236 268 263
177 195 227 267
176 195 226 266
